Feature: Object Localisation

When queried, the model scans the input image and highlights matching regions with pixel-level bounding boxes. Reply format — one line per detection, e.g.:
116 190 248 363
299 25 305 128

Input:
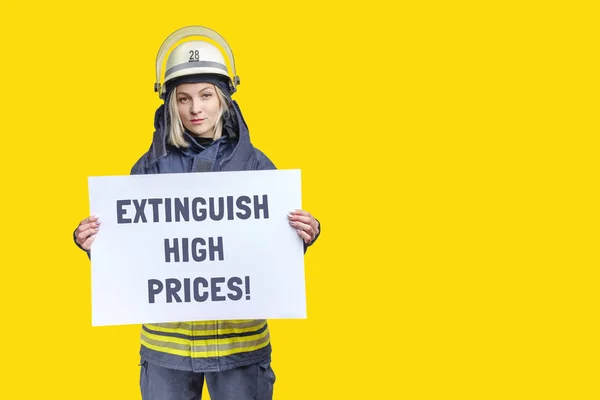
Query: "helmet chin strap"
155 26 239 98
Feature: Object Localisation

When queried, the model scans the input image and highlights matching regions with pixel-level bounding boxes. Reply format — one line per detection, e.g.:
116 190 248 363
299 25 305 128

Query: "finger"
77 222 98 234
288 215 318 233
77 226 100 243
77 218 102 234
77 225 99 239
288 209 311 218
80 215 100 226
77 221 101 239
296 229 312 244
287 215 314 224
81 234 97 251
289 220 315 238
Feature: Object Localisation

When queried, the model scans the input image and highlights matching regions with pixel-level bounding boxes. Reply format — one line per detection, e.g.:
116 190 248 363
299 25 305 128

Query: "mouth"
190 118 205 124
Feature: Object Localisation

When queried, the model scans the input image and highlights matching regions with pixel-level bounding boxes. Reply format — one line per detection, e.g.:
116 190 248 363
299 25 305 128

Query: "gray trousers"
139 360 276 400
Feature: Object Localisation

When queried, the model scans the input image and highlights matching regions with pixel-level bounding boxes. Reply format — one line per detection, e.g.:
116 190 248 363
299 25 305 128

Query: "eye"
202 92 213 99
178 97 189 103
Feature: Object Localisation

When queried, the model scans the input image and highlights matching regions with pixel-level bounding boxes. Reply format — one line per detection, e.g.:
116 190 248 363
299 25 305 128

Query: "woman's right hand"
75 215 101 251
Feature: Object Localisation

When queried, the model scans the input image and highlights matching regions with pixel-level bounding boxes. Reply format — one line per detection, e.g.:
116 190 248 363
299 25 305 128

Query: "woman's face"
176 82 221 138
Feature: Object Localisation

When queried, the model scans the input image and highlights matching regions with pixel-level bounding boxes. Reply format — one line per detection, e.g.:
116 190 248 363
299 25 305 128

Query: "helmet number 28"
189 50 200 62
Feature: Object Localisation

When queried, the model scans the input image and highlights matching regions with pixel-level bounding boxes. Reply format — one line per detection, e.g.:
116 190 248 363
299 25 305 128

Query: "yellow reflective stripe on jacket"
145 320 267 336
141 336 271 358
140 319 270 358
141 324 268 346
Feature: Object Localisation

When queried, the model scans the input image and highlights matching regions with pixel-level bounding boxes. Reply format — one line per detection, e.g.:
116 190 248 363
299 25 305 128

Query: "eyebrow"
177 87 214 96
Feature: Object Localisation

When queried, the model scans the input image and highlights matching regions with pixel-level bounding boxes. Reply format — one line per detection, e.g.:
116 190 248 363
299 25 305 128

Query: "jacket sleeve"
254 148 321 253
73 227 91 260
307 220 321 250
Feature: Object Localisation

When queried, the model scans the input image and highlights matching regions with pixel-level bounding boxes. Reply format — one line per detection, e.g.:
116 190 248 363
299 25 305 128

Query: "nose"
191 99 202 115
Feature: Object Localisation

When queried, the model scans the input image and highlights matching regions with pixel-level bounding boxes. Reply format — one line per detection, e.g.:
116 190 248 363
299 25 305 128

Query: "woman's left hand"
288 210 320 244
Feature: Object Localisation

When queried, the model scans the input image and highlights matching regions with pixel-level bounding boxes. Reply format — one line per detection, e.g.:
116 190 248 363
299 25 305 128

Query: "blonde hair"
167 84 230 148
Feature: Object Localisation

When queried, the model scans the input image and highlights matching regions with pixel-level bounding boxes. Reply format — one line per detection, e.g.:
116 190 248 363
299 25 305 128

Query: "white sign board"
88 169 306 326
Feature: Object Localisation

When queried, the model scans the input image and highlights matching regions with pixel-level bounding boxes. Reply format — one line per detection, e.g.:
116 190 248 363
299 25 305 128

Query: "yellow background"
1 1 598 399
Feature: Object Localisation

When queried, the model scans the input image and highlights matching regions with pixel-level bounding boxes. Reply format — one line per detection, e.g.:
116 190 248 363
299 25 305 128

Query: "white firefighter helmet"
154 26 240 99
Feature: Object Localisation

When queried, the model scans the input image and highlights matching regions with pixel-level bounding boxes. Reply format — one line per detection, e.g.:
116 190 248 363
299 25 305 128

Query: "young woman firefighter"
73 26 320 400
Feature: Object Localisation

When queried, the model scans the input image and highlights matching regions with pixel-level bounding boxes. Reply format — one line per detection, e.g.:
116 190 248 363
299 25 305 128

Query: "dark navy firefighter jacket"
76 98 319 373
